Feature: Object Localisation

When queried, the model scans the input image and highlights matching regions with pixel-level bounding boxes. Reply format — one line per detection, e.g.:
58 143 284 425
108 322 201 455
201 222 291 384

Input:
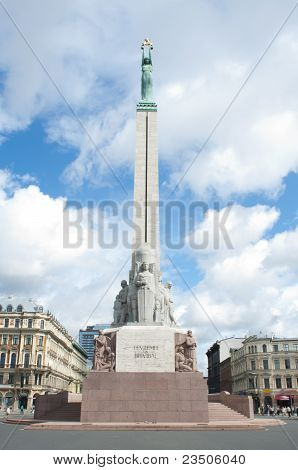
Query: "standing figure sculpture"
141 39 153 102
136 262 155 323
184 330 197 371
127 271 138 322
118 280 129 323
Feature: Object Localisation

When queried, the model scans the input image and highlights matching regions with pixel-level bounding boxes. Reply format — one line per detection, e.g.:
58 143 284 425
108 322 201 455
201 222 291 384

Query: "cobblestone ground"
0 417 298 450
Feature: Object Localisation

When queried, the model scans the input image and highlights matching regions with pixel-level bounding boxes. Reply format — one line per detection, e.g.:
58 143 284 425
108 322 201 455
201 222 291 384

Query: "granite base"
80 371 209 423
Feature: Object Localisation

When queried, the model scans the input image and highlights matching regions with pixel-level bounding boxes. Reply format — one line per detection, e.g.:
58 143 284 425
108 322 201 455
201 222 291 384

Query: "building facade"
206 338 244 393
0 297 88 410
79 324 110 368
231 336 298 411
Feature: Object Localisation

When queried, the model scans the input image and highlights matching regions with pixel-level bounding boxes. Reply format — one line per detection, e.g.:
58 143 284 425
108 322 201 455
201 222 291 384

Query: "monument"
81 40 208 423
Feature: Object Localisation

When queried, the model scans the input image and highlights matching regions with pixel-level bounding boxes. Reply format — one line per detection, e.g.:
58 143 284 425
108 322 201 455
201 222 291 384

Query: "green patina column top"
137 38 157 111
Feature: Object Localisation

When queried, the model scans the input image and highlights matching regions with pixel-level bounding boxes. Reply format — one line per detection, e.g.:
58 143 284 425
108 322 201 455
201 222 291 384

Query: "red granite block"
175 373 191 389
90 412 111 422
126 401 147 412
133 411 157 422
157 411 180 422
179 411 208 422
89 389 111 400
110 389 135 400
145 377 168 390
191 401 207 411
167 389 180 401
145 400 169 412
168 400 191 412
110 411 135 422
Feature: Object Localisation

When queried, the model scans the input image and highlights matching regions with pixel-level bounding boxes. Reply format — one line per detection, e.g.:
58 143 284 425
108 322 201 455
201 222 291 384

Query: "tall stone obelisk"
132 38 160 272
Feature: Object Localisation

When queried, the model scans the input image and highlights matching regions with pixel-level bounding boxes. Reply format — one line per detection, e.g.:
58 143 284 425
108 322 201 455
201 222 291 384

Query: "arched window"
40 320 44 329
6 304 13 313
254 346 257 353
16 304 23 313
15 318 20 328
38 306 43 313
262 344 267 353
4 318 9 328
24 353 30 368
37 354 42 368
10 353 16 368
248 346 251 353
0 353 6 368
28 319 33 328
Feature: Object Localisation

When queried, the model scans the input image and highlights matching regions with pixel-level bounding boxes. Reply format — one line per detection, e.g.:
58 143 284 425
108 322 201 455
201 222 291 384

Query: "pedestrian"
20 404 24 414
6 406 11 418
287 406 291 417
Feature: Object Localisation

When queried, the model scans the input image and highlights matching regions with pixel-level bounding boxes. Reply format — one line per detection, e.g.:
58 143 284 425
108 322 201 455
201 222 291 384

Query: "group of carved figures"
113 261 176 326
93 331 115 372
175 330 197 372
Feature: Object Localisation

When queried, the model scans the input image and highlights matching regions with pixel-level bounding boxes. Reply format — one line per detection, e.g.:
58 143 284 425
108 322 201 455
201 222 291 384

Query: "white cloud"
1 0 298 195
176 204 298 369
0 179 129 335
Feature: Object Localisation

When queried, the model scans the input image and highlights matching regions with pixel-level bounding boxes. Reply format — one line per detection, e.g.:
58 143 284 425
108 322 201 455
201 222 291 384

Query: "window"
263 359 269 370
38 336 43 347
276 377 282 388
262 344 267 353
251 360 256 370
294 344 298 351
40 320 44 329
296 359 298 370
248 377 255 388
21 374 30 386
286 377 292 388
273 344 278 352
13 336 18 345
254 346 257 353
0 374 3 384
274 359 280 370
37 354 42 368
25 335 32 345
8 374 14 384
4 318 9 328
35 374 42 385
284 344 289 352
2 335 7 345
15 319 20 328
16 304 23 313
6 304 13 313
10 353 16 368
24 353 30 368
285 359 291 369
0 353 5 368
264 378 270 388
28 319 33 328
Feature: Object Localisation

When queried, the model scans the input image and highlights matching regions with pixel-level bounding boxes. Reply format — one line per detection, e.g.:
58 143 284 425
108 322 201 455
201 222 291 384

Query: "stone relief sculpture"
175 330 197 372
93 331 115 372
136 262 155 323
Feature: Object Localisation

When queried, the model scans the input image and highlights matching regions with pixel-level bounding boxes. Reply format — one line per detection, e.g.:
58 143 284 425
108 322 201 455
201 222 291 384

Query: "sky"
0 0 298 370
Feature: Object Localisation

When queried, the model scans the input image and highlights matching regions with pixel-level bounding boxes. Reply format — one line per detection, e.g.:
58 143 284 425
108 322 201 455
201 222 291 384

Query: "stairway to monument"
42 402 81 422
208 402 249 421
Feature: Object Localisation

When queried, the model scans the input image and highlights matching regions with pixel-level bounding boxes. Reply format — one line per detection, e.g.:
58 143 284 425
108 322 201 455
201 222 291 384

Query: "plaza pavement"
0 417 297 450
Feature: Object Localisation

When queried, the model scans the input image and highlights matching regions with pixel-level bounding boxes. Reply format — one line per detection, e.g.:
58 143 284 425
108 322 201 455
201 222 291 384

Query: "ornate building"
231 336 298 411
0 296 87 410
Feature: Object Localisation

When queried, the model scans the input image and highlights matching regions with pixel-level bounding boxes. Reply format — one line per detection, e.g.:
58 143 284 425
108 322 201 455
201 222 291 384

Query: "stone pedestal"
80 371 208 423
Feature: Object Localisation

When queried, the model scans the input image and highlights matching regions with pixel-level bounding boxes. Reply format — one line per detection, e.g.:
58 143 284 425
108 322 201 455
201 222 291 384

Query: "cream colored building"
231 335 298 411
0 296 87 410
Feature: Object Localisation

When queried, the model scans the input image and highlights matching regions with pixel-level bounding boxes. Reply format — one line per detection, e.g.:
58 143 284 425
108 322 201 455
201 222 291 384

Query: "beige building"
0 296 87 411
231 335 298 411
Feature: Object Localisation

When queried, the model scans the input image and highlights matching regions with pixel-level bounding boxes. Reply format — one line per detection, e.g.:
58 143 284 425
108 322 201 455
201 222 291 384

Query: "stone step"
208 402 249 421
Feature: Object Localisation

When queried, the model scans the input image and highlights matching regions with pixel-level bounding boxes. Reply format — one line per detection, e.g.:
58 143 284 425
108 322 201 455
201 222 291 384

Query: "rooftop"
0 296 47 313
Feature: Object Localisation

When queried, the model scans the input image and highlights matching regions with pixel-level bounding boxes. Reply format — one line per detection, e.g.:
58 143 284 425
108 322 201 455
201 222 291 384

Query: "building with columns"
231 335 298 411
0 296 87 411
